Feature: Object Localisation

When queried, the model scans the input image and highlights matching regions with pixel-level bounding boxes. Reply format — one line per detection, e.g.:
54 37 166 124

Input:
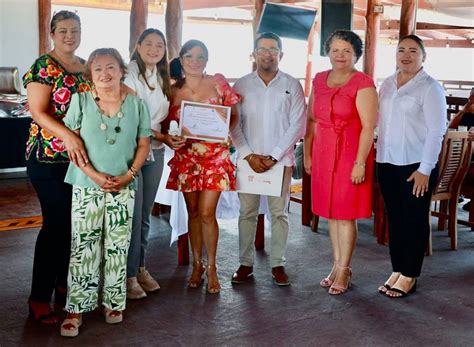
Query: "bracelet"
127 169 137 180
128 165 138 179
247 154 254 163
354 161 366 168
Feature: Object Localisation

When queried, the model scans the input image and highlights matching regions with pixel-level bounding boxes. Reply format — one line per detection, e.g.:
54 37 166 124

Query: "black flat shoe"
385 281 417 298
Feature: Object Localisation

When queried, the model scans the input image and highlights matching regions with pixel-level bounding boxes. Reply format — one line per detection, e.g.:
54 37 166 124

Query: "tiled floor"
1 175 474 346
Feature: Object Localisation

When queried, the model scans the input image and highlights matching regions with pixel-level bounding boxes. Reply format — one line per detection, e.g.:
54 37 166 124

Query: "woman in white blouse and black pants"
376 35 447 298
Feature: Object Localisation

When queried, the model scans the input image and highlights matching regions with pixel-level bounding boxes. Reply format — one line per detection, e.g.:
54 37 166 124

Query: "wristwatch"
268 156 278 163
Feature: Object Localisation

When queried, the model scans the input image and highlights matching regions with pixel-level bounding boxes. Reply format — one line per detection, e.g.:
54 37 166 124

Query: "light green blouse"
64 91 152 189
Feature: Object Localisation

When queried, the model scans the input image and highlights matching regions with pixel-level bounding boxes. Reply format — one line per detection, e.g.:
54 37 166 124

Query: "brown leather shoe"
231 265 253 284
272 266 290 286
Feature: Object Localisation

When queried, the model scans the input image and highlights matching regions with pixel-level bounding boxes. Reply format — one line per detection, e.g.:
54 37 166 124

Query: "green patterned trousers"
65 186 135 313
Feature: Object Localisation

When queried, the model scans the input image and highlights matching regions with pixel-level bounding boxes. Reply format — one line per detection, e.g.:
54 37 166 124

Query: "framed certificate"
179 100 231 142
236 159 284 197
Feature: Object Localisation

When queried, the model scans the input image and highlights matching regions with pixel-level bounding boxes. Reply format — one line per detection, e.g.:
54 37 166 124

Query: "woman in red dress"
163 40 240 294
304 30 378 295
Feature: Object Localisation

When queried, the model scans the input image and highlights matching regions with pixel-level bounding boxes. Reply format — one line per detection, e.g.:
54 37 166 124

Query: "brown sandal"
320 261 339 288
188 260 205 288
206 265 221 294
328 265 352 295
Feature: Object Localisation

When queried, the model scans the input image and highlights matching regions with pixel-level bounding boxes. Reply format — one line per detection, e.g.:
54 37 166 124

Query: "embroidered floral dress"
165 74 241 192
23 54 91 163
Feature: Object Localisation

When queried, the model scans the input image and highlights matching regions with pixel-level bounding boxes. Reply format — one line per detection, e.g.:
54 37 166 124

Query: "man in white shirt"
231 32 306 286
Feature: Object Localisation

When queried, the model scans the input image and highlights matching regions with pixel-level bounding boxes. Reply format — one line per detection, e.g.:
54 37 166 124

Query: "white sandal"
104 308 123 324
60 315 82 337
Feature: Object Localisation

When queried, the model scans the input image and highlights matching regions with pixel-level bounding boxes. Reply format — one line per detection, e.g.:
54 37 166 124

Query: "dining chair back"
429 130 472 255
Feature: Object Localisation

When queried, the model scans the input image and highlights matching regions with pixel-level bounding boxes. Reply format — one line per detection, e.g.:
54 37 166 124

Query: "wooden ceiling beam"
53 0 165 14
184 16 252 25
416 22 474 31
376 20 474 32
422 39 474 48
416 29 474 40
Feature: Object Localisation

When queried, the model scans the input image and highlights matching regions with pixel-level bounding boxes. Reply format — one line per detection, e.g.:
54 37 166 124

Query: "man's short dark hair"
254 32 283 51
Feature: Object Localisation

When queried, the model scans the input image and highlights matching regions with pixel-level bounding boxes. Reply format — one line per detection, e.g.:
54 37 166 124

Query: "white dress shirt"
231 70 306 166
124 60 170 149
376 68 447 175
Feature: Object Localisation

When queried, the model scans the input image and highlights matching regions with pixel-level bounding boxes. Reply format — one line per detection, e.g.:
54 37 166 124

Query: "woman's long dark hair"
130 28 171 99
170 39 208 89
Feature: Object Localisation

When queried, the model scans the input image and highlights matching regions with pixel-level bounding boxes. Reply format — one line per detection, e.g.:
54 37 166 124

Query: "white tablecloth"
155 146 268 245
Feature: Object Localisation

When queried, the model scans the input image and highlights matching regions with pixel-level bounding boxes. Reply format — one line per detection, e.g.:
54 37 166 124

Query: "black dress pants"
377 163 438 278
27 155 71 302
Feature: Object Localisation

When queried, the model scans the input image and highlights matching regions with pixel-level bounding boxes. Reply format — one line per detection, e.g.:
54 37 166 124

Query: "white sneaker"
137 269 160 292
127 277 147 299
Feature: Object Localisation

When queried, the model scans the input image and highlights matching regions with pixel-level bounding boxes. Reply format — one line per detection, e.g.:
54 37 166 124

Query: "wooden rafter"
48 0 474 49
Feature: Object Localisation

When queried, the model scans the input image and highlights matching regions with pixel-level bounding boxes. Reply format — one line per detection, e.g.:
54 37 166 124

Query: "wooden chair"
447 94 474 230
458 163 474 230
429 130 472 255
446 96 468 122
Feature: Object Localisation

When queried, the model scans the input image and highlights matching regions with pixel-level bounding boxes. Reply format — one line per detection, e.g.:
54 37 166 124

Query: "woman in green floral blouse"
23 10 91 324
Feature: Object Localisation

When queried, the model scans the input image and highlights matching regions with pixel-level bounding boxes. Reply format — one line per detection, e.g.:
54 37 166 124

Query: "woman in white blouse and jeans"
376 35 447 298
124 28 185 299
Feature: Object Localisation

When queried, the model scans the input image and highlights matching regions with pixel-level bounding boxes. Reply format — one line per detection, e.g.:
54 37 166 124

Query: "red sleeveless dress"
311 70 375 219
164 74 241 192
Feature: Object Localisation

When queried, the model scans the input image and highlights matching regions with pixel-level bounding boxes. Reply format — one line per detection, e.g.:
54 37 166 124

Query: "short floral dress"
23 54 91 163
165 74 241 192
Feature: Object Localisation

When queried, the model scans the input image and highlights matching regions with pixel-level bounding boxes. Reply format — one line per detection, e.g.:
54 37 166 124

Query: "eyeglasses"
255 47 280 56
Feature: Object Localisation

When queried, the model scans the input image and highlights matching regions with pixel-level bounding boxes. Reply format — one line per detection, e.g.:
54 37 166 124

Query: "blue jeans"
127 148 164 278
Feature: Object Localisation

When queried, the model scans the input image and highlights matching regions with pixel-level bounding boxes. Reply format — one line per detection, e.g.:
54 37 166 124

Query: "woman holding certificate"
163 39 240 294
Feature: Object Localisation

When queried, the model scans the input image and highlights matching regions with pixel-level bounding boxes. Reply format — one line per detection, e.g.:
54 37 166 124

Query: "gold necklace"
93 92 125 145
185 75 203 95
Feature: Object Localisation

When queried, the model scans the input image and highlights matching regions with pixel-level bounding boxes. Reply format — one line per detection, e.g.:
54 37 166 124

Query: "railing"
228 76 473 98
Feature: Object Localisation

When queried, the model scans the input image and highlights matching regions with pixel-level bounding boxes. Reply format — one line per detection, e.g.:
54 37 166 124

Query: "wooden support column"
399 0 417 38
253 0 265 35
254 214 265 250
39 0 52 55
301 170 312 227
304 26 316 97
252 0 265 71
165 0 183 60
165 0 186 265
129 0 148 55
177 234 189 265
363 0 381 78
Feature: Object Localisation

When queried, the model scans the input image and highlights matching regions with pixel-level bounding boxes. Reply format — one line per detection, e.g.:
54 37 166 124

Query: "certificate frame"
179 100 231 142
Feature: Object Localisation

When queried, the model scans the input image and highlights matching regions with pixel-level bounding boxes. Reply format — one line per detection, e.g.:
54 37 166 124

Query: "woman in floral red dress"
22 10 91 323
164 40 240 294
